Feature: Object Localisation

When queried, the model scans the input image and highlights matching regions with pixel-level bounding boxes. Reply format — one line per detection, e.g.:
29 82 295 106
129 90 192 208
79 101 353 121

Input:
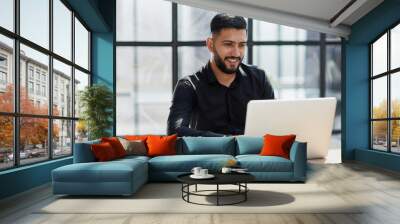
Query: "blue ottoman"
52 157 148 196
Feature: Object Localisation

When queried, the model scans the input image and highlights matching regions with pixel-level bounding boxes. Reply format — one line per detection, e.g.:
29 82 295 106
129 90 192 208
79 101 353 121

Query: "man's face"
207 28 247 74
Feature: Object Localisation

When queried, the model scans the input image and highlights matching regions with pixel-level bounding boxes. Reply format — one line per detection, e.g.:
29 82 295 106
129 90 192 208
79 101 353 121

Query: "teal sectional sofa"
52 136 307 196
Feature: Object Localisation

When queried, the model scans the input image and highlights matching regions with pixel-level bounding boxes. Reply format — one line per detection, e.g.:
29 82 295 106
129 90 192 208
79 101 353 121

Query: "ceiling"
227 0 351 22
167 0 384 38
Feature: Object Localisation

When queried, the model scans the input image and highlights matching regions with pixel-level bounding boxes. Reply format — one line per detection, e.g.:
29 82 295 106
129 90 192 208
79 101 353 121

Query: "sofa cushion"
118 137 147 156
124 135 148 141
53 158 147 183
148 154 235 172
53 163 133 183
260 134 296 159
101 137 127 158
123 135 150 150
91 142 118 161
115 155 150 164
180 137 235 155
147 134 177 157
236 136 263 155
236 155 293 172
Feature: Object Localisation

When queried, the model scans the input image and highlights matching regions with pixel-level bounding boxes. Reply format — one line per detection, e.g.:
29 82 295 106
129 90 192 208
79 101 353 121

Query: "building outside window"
41 73 46 83
28 67 34 80
35 70 40 81
41 85 46 97
0 71 7 90
0 54 7 67
0 54 7 90
35 83 40 95
0 71 6 83
0 0 91 170
28 81 34 94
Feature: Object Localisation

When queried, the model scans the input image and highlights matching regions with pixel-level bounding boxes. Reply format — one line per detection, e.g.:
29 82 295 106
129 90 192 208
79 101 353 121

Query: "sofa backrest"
73 139 100 163
235 136 263 155
178 136 236 155
75 136 270 161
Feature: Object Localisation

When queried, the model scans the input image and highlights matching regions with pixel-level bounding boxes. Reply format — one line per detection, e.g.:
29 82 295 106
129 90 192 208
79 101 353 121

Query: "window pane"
74 18 89 70
74 69 89 118
53 0 72 60
372 33 387 76
391 24 400 70
53 119 72 158
20 44 49 115
326 45 342 131
116 0 172 41
253 45 320 98
372 76 387 119
0 34 14 112
391 72 400 118
391 120 400 153
20 0 49 49
178 46 209 79
20 117 49 165
253 20 319 41
116 47 172 135
372 121 388 151
53 59 72 117
75 120 88 143
178 5 217 41
0 0 13 31
0 116 13 170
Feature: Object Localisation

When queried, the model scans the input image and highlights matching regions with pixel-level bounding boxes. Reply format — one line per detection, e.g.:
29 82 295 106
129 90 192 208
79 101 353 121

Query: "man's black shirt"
167 62 275 137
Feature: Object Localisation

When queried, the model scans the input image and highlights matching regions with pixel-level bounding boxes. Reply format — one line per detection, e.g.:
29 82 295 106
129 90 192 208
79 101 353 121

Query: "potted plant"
79 84 113 140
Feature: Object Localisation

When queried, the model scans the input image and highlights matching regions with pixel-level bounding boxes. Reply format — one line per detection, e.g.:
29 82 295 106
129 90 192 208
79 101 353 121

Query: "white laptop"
244 97 337 159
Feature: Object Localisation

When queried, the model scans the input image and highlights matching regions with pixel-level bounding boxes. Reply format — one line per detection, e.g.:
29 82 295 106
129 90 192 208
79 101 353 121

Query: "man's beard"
213 49 242 74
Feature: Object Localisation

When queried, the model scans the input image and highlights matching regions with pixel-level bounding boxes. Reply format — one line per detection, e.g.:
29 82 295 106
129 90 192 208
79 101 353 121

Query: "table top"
177 172 255 185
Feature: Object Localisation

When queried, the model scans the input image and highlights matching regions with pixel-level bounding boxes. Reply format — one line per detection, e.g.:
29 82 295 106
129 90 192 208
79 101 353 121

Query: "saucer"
190 174 215 179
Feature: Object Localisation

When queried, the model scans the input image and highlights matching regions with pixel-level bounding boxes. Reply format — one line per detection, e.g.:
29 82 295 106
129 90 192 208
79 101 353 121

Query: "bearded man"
167 13 275 137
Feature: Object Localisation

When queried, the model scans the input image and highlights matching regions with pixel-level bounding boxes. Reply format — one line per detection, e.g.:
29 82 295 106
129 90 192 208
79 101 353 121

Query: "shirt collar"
205 61 218 84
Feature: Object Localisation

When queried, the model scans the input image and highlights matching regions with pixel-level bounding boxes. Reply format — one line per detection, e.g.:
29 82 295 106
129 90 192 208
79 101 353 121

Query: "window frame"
369 19 400 154
115 2 342 135
0 0 92 171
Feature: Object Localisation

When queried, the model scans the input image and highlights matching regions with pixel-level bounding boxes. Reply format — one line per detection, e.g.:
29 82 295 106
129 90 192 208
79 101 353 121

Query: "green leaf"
79 84 114 140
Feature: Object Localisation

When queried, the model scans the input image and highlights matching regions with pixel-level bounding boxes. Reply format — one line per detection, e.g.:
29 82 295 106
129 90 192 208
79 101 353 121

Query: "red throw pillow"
146 134 177 157
259 134 296 159
101 137 127 158
124 135 149 141
91 142 117 161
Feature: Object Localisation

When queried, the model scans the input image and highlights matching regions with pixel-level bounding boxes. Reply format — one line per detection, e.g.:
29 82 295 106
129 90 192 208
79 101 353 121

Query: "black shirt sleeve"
167 78 224 137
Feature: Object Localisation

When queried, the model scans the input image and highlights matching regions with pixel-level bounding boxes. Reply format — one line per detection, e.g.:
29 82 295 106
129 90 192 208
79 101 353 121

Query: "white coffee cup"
191 167 202 176
200 169 208 176
221 167 232 174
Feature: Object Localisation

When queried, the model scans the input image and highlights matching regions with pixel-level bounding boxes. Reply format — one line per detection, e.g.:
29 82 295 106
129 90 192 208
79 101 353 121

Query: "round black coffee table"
177 173 255 206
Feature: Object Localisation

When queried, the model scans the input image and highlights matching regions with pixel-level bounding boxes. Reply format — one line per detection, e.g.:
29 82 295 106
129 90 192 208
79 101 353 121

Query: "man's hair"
210 13 247 34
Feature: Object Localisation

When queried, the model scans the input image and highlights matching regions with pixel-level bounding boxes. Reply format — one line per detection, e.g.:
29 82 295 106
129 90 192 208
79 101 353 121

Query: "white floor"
3 152 400 224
